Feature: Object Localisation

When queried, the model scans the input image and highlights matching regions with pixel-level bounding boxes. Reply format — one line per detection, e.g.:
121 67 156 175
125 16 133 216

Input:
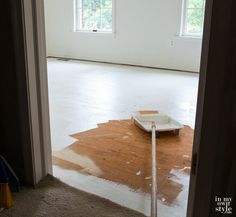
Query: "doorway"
25 0 206 216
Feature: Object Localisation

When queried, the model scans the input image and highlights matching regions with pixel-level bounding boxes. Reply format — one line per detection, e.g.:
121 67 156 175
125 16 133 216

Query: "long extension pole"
151 122 157 217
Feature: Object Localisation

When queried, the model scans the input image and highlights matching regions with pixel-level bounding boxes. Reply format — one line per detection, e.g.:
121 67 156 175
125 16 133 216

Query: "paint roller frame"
133 111 183 217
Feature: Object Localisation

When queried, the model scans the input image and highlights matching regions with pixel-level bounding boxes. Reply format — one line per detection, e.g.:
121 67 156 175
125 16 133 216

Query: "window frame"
181 0 205 37
73 0 115 34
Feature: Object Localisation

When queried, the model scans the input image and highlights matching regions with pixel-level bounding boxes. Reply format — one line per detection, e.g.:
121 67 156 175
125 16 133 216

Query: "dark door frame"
188 0 236 216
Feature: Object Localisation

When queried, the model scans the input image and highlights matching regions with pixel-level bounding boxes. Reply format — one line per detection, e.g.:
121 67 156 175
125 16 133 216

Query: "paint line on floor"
53 149 103 176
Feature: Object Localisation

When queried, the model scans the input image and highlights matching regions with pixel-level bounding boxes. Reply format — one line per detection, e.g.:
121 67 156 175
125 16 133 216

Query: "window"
74 0 113 32
182 0 206 36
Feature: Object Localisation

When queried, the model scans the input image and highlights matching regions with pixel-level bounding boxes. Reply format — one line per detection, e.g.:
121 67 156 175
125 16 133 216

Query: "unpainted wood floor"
53 119 193 205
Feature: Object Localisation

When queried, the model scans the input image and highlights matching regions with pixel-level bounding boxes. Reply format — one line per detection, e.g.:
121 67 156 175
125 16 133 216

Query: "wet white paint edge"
53 166 189 217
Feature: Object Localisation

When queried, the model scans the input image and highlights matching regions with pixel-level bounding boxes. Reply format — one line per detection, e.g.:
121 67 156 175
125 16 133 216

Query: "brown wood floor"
53 118 193 204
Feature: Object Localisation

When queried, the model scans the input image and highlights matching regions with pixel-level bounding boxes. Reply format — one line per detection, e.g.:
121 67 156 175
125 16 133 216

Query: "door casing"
21 1 234 217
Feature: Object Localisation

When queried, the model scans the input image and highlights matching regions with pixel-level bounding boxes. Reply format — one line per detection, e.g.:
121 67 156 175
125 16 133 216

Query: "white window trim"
73 0 116 34
180 0 204 38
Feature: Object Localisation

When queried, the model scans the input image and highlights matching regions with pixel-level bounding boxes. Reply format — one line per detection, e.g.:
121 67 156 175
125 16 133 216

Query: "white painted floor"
47 58 199 216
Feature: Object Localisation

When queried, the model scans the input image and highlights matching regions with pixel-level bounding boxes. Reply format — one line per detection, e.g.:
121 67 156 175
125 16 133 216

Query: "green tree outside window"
76 0 113 32
185 0 205 35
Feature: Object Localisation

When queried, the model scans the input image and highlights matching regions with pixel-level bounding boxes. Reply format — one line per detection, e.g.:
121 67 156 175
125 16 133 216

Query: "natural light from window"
74 0 113 32
182 0 205 36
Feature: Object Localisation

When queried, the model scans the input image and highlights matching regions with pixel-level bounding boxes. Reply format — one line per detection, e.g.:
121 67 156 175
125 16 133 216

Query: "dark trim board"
47 56 199 74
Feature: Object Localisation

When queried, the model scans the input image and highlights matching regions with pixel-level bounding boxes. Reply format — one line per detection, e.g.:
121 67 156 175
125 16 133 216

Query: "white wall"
44 0 202 72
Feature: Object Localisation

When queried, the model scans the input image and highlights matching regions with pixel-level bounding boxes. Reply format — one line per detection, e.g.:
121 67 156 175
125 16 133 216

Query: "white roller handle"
151 122 157 217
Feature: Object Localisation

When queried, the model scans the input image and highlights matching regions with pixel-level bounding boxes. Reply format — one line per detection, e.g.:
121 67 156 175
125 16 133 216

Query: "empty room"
2 0 236 217
44 0 204 216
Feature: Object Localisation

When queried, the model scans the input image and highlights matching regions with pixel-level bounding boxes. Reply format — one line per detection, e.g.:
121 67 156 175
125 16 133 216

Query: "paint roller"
133 111 159 217
133 110 183 217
